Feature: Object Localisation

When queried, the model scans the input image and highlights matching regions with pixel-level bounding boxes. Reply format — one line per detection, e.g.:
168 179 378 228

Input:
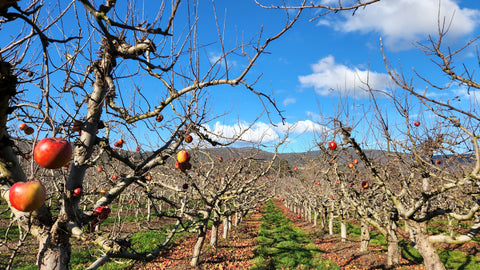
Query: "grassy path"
251 200 339 270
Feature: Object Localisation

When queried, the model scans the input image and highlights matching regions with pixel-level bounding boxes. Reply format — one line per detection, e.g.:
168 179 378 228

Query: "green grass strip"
252 200 339 270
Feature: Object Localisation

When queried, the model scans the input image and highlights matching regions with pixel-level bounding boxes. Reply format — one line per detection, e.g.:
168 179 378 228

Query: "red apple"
94 206 111 220
185 134 193 143
353 159 358 164
135 146 140 152
328 141 337 150
19 123 27 131
348 163 354 168
143 173 152 181
34 137 73 169
97 167 103 172
293 166 298 171
24 126 34 135
177 150 191 163
111 174 118 180
414 121 420 127
218 156 223 162
9 180 46 212
296 214 301 219
156 114 163 122
435 159 442 165
73 188 82 196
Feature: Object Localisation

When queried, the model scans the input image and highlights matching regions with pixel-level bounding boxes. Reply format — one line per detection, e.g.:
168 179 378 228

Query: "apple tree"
0 0 302 269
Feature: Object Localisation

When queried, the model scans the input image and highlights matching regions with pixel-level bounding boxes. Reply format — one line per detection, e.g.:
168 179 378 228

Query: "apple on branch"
9 180 46 212
34 137 73 169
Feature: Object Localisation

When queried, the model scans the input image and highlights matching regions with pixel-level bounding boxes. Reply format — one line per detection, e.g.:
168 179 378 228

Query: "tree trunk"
222 216 228 239
37 218 71 270
210 213 221 248
386 221 400 267
406 220 446 270
190 218 209 267
313 209 318 227
328 213 334 235
340 221 347 242
360 219 370 252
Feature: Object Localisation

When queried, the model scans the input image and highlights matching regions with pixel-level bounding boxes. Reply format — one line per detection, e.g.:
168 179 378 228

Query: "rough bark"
190 217 209 267
222 216 229 239
360 219 370 252
386 221 400 267
407 220 446 270
210 212 220 248
340 221 347 242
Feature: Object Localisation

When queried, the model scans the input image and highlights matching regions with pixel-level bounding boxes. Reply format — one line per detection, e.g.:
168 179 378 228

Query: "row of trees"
0 0 383 269
277 25 480 270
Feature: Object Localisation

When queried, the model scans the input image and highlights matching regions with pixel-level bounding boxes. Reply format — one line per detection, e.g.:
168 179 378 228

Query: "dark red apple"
156 114 163 122
414 121 420 127
9 180 46 212
218 156 223 162
24 126 34 135
185 134 193 143
175 161 191 172
34 137 72 169
182 183 189 189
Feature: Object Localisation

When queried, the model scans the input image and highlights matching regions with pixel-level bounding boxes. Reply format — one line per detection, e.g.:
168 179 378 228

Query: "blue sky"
190 0 480 153
5 0 480 154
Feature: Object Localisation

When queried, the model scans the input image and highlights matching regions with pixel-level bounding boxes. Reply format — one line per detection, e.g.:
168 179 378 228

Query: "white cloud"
298 55 392 96
208 121 279 143
282 97 297 106
276 120 329 134
204 119 328 144
319 0 480 50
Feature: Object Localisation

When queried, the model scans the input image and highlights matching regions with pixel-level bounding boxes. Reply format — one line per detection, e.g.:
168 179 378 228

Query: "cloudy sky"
182 0 480 152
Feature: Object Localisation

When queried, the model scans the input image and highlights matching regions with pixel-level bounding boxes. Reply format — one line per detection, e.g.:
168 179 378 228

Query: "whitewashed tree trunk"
360 219 370 252
222 216 228 239
340 221 347 242
386 221 400 267
210 212 220 248
328 213 334 235
313 210 318 227
191 215 210 267
407 220 446 270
